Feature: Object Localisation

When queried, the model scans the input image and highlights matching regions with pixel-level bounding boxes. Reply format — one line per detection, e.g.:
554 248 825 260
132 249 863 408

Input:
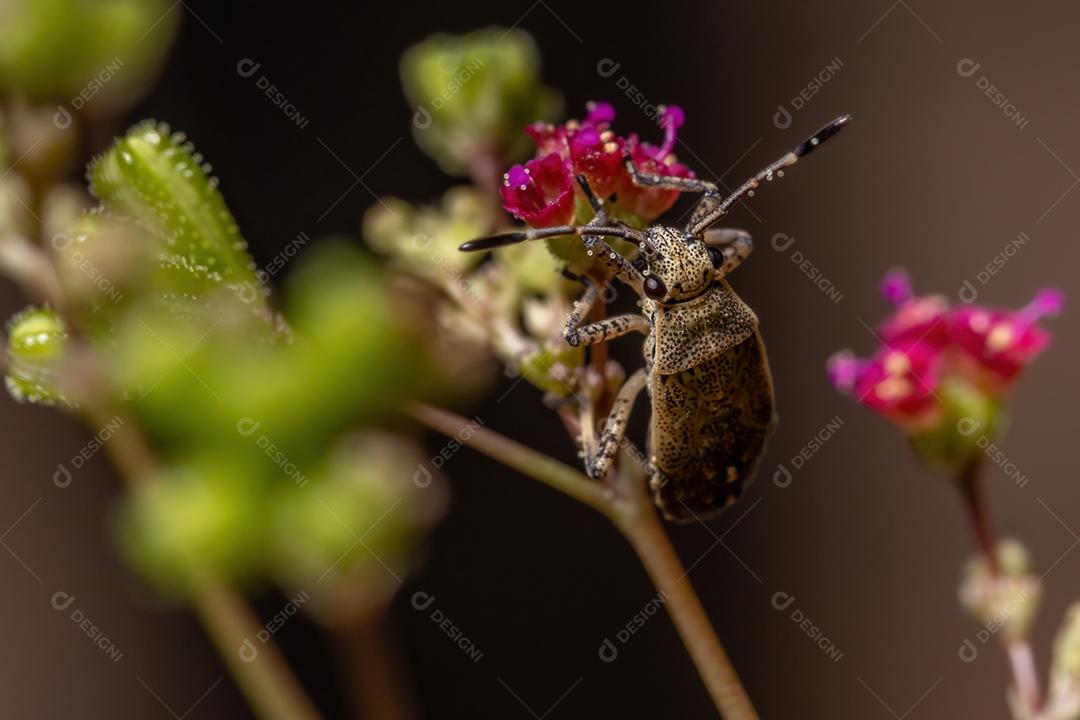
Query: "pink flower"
829 343 943 431
828 269 1064 433
499 152 574 227
525 101 624 202
568 124 624 199
511 101 696 225
947 288 1064 390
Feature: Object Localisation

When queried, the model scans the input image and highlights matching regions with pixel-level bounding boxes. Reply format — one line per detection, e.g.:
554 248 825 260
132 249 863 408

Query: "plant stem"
406 402 611 514
335 606 417 720
958 459 1000 576
1007 641 1042 716
956 459 1042 714
408 402 758 719
84 402 322 720
614 500 759 719
189 570 322 720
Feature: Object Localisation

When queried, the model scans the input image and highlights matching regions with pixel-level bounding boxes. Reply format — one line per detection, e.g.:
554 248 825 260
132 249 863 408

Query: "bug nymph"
461 115 851 522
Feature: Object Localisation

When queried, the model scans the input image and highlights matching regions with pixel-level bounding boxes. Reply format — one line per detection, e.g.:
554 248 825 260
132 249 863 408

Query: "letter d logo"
239 638 258 662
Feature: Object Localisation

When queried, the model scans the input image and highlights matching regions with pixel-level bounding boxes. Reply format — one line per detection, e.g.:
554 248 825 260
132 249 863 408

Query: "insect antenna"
458 224 642 252
689 114 851 235
462 174 650 252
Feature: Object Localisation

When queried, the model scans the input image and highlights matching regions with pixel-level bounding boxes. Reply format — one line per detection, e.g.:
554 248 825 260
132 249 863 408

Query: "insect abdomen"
646 331 775 523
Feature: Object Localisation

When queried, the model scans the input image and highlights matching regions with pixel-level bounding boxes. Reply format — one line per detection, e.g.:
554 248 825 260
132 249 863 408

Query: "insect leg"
688 115 851 235
563 283 650 347
623 153 719 194
702 228 753 277
586 368 648 479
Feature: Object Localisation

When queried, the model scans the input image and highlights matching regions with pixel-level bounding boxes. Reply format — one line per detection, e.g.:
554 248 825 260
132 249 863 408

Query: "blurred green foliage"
0 18 584 605
0 0 178 106
5 118 449 599
401 28 561 176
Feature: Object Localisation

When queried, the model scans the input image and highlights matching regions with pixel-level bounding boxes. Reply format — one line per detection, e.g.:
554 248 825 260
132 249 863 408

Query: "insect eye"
643 275 667 300
707 246 724 269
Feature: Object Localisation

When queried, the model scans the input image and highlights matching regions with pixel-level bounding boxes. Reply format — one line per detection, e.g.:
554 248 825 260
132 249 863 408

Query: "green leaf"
88 121 267 311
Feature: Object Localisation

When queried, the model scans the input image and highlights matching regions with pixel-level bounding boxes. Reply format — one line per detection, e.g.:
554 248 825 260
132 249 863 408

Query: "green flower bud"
88 121 267 312
0 0 178 107
363 186 490 283
910 377 1003 474
959 539 1041 644
119 453 265 594
271 433 446 597
401 28 561 175
502 240 574 296
4 306 69 405
519 343 583 398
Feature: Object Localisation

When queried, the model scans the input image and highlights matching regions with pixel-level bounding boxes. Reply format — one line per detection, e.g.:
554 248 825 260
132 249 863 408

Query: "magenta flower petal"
499 153 574 228
1023 288 1065 320
947 289 1064 389
874 270 950 349
853 343 943 428
569 126 623 198
878 295 950 349
655 105 685 158
584 100 615 126
826 350 862 392
511 100 697 224
524 122 566 158
881 268 913 306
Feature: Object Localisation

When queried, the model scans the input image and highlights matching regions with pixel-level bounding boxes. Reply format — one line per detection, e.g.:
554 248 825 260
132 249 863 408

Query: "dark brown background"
2 1 1077 717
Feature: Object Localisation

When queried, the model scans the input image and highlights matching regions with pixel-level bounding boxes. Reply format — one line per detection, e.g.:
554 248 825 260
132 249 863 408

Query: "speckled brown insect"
461 115 850 523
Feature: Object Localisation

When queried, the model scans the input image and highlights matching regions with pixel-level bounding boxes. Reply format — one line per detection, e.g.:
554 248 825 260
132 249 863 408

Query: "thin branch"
958 459 1000 576
335 606 417 720
618 500 759 720
409 401 759 719
407 402 611 514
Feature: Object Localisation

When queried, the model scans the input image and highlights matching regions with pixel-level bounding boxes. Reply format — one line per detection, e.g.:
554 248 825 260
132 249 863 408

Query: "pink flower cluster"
499 102 695 227
828 269 1063 431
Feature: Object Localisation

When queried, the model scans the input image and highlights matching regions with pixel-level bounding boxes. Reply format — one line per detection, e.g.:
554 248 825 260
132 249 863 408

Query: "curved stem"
408 402 758 719
614 500 758 719
83 401 322 720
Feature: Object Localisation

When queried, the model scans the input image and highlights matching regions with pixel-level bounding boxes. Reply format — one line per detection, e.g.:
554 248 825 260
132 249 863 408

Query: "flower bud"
401 28 561 175
4 306 69 405
959 539 1041 644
